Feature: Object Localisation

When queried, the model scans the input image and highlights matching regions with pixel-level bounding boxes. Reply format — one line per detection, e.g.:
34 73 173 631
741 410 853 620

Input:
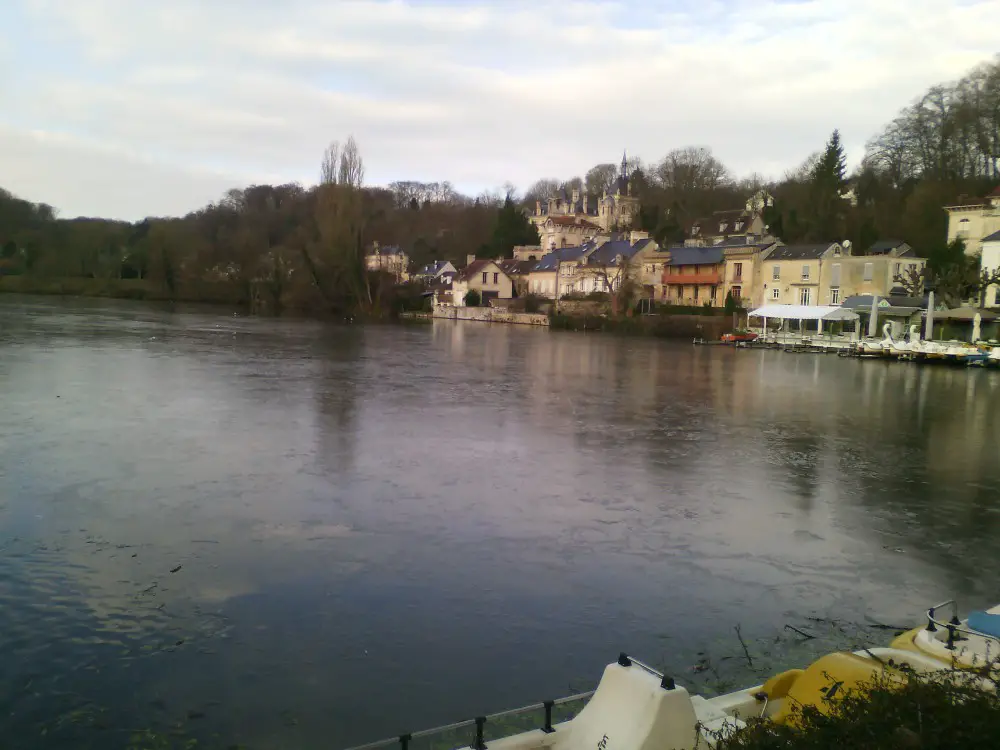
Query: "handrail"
926 600 1000 652
340 689 597 750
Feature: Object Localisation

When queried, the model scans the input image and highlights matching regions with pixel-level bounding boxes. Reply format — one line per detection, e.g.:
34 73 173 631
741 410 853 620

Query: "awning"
748 304 859 321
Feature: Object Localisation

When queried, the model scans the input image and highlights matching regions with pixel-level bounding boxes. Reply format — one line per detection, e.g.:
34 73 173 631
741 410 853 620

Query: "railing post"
927 608 937 632
399 734 411 750
660 675 676 690
474 716 486 750
946 623 956 651
617 653 632 667
542 701 555 733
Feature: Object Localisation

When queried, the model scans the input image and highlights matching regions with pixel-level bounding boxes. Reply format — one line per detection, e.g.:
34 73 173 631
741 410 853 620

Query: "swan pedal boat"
344 647 974 750
890 599 1000 670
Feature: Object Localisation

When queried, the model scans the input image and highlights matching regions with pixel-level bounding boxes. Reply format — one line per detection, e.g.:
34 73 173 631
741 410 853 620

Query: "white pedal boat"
891 599 1000 669
344 648 967 750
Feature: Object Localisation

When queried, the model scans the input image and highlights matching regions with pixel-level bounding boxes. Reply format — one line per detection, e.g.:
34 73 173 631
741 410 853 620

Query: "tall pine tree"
487 193 540 257
809 130 848 242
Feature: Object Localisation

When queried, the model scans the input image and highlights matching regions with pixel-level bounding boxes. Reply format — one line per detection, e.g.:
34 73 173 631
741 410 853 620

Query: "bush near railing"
712 660 1000 750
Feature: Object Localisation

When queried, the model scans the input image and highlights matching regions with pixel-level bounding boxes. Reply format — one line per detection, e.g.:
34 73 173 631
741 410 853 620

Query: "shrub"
713 661 1000 750
464 289 481 307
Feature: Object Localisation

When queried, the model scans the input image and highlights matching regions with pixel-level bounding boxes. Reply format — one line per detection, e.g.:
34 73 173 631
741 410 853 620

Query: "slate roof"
666 246 725 266
417 260 451 276
532 245 590 271
982 229 1000 243
867 239 907 255
586 240 635 267
497 259 536 276
690 209 754 238
765 243 838 260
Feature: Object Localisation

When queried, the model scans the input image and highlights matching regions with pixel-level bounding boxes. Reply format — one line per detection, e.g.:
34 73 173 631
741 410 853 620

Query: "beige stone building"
980 229 1000 307
944 187 1000 256
364 243 409 282
661 246 725 306
717 236 781 309
450 258 514 306
757 242 925 307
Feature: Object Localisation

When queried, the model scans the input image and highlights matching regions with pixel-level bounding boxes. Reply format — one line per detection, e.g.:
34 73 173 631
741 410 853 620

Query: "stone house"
944 186 1000 257
413 260 456 284
978 229 1000 307
364 243 410 282
662 246 726 306
450 259 514 306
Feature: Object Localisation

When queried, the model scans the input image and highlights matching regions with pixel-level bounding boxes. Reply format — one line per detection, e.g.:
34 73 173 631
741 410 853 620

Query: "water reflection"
2 297 1000 749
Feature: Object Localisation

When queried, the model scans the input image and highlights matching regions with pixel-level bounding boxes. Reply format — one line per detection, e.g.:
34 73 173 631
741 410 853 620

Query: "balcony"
663 272 721 285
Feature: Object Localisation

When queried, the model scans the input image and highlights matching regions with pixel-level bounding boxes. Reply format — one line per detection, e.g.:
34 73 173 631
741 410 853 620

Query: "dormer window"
735 221 744 231
719 222 727 232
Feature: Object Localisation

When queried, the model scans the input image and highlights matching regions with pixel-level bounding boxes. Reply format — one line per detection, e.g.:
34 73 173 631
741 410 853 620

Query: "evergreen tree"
488 193 540 257
809 130 849 241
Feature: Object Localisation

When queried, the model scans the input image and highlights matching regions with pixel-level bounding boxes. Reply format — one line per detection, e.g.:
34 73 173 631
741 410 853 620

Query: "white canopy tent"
748 305 860 341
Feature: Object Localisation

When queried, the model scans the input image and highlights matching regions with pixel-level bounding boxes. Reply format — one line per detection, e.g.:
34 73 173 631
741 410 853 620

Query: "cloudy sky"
1 0 997 220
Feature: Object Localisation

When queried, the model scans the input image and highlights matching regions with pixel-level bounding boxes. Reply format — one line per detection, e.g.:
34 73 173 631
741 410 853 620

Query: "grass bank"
550 312 734 339
0 276 247 305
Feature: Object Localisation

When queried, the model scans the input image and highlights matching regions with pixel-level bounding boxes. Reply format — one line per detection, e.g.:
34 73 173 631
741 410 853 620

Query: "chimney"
535 200 541 216
466 254 476 267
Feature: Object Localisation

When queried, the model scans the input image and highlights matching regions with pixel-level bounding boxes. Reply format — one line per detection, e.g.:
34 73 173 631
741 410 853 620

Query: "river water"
2 295 999 749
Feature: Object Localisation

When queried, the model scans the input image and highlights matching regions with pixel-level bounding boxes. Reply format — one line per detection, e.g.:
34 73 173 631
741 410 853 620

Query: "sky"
1 0 998 221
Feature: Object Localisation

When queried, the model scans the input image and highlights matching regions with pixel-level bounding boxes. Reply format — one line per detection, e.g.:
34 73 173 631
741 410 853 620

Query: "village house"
497 259 537 297
529 154 640 249
759 243 844 306
364 242 409 282
577 238 651 295
980 229 1000 307
685 191 772 247
758 242 926 307
719 235 781 309
412 260 457 284
450 258 514 306
639 240 670 300
944 186 1000 256
527 243 596 299
662 246 725 306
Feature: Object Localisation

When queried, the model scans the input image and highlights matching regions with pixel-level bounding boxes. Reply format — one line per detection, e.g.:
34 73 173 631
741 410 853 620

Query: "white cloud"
1 0 997 219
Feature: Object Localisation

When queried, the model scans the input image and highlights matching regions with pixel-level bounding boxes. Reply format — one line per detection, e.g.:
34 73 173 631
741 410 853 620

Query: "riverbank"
0 275 248 305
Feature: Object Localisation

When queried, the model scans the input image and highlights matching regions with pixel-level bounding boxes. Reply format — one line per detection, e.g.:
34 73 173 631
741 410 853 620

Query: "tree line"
2 56 998 313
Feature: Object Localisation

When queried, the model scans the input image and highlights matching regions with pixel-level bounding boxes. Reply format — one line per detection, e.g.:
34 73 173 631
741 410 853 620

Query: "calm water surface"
2 295 999 749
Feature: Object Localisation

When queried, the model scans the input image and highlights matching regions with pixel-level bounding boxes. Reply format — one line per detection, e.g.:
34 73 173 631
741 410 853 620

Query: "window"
830 288 840 305
894 263 901 278
731 285 742 300
735 220 744 231
676 286 682 299
772 287 780 300
482 272 488 283
693 286 700 301
733 262 743 280
772 265 780 281
801 264 810 280
493 272 498 284
863 262 873 281
799 287 811 305
831 263 841 287
710 285 717 304
719 222 727 232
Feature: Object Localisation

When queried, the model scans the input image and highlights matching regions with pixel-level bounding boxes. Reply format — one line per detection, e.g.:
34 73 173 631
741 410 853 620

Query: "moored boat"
890 599 1000 670
342 647 967 750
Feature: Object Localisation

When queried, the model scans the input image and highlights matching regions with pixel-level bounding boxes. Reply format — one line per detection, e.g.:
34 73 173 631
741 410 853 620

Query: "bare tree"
338 136 365 188
585 163 618 196
654 147 731 193
320 142 340 185
524 178 560 204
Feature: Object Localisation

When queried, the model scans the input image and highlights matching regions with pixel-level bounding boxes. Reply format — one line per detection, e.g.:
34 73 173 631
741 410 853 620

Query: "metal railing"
341 653 676 750
926 600 1000 653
